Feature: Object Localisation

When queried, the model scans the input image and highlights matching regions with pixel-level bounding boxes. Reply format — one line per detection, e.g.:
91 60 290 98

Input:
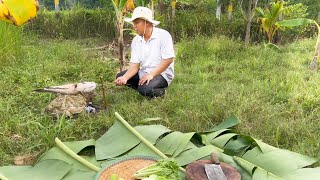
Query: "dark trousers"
116 70 168 97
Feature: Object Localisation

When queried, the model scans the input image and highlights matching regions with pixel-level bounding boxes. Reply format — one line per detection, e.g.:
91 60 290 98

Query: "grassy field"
0 25 320 165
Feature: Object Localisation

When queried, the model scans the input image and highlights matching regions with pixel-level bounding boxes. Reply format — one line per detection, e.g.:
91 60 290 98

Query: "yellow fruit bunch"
0 0 39 26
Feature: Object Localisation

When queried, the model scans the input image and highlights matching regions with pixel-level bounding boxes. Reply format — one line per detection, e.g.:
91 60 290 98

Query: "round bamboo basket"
95 156 158 180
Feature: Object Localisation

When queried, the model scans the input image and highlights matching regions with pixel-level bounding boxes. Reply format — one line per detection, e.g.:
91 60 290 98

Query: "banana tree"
278 18 320 70
255 0 285 43
111 0 134 71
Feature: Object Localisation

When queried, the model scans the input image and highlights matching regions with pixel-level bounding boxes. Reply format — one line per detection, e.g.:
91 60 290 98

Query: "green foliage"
281 2 310 41
256 0 285 42
25 8 116 39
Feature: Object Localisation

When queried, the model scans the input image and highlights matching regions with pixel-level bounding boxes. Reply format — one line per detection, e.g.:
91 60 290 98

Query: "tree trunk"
228 2 233 21
244 0 253 45
158 0 164 15
117 13 125 71
171 0 176 41
310 46 320 70
311 23 320 71
216 0 221 20
244 0 259 45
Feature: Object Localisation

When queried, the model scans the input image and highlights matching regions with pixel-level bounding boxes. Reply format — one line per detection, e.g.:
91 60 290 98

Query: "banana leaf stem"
55 137 101 172
115 112 186 173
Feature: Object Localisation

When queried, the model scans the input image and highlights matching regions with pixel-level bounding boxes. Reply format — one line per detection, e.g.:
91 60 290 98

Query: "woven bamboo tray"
95 156 158 180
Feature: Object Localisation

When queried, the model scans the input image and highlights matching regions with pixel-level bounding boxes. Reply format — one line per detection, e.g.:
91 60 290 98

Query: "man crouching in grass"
114 6 175 98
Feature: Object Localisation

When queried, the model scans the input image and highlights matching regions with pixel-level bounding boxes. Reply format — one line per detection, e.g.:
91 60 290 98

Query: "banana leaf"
217 153 252 180
95 121 140 160
95 122 171 160
223 135 253 156
62 139 95 154
135 125 172 144
283 168 320 180
277 18 314 28
204 129 235 141
234 146 318 179
210 133 238 149
125 143 161 157
175 145 222 166
62 169 96 180
254 139 277 153
38 147 99 171
155 131 184 155
172 132 196 157
0 159 72 180
203 114 240 132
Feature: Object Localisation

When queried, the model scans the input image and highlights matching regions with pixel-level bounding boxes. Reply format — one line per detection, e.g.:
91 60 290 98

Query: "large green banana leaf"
234 146 318 179
0 159 72 180
175 145 222 166
37 139 98 171
95 121 141 160
95 122 171 160
277 18 315 28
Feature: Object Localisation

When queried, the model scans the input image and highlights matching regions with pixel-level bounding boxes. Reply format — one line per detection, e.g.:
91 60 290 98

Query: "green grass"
0 33 320 165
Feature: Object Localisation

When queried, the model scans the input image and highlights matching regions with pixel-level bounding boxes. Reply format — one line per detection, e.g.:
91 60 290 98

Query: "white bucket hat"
124 6 160 26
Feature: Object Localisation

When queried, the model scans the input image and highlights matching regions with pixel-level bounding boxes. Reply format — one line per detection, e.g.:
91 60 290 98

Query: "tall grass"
0 22 23 67
0 35 319 166
26 8 116 39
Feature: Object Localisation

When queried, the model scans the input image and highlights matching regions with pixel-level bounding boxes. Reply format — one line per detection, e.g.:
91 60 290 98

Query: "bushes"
26 8 116 39
26 7 317 43
26 8 246 41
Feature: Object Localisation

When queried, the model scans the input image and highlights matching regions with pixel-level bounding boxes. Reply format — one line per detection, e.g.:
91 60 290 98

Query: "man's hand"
139 73 154 85
114 76 128 86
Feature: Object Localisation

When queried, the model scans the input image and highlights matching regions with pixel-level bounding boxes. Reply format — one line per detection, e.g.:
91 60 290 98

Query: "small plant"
255 0 285 43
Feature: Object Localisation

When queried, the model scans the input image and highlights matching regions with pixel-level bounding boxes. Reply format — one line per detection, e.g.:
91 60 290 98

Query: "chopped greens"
132 159 180 180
